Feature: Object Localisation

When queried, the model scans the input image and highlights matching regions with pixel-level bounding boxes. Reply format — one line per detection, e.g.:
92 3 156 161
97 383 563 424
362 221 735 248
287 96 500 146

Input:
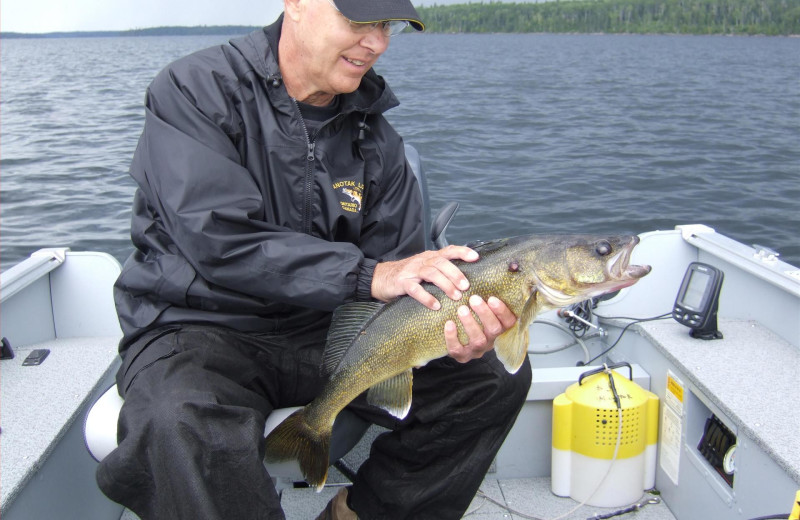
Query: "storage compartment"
684 389 737 497
697 415 737 488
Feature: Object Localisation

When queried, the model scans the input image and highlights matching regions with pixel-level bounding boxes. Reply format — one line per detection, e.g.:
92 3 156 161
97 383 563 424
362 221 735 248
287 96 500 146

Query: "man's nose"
360 25 390 54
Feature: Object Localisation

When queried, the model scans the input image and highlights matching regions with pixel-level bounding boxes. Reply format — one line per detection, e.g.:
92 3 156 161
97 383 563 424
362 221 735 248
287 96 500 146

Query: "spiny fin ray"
322 302 384 376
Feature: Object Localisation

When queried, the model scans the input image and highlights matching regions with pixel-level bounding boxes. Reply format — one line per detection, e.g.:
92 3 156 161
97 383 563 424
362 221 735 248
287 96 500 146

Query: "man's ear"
284 0 304 22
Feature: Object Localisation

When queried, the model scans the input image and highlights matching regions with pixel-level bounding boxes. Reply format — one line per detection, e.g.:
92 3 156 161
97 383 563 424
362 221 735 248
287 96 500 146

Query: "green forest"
416 0 800 35
3 0 797 38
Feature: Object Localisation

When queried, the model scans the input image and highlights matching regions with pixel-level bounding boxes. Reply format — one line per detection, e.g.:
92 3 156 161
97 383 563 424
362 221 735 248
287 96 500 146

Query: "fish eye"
595 241 612 256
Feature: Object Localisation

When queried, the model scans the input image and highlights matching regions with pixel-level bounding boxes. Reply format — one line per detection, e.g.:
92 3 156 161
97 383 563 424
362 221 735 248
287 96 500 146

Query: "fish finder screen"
673 261 724 339
683 270 710 309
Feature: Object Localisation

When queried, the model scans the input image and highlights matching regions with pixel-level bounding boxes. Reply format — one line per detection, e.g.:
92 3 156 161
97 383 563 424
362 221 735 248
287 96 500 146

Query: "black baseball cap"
332 0 425 31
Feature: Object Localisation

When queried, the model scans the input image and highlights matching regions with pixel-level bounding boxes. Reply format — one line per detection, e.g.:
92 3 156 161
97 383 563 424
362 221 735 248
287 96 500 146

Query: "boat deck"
118 477 676 520
281 478 676 519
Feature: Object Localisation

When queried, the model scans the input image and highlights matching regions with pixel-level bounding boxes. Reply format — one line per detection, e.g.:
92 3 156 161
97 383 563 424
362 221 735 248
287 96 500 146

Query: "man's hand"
371 246 517 363
445 295 516 363
371 245 478 310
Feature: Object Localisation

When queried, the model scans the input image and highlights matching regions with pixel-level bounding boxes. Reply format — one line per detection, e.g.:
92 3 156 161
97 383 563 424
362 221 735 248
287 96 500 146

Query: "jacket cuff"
356 258 378 301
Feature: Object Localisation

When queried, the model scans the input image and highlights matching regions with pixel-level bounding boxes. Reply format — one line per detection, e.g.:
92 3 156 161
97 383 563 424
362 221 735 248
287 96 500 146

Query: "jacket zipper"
292 98 316 235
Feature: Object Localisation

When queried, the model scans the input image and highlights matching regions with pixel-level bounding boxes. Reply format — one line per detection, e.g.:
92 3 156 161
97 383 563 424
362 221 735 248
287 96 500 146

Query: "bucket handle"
578 361 633 386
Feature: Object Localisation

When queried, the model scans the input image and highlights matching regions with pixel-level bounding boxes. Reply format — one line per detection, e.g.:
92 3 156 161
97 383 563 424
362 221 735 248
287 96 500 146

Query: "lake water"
1 32 799 271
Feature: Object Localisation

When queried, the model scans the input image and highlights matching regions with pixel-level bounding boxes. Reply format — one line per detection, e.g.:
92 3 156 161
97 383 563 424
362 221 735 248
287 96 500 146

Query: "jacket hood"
229 15 400 115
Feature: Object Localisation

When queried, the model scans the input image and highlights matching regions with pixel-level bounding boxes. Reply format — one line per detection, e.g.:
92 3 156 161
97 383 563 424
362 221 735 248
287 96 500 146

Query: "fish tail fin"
264 409 331 492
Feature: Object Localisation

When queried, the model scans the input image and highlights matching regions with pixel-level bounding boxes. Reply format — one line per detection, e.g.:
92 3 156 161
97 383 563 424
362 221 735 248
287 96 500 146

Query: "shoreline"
2 27 799 39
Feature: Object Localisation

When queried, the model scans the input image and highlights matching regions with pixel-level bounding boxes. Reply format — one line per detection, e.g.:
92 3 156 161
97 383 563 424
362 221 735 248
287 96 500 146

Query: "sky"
1 0 479 34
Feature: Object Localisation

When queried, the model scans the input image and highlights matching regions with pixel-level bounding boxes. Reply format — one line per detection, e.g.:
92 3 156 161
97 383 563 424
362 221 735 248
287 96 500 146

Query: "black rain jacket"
114 18 425 347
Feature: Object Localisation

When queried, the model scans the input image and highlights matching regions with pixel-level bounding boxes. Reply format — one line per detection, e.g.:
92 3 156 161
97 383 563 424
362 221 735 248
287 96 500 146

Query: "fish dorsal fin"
322 302 384 376
494 290 540 374
367 369 413 419
465 237 510 256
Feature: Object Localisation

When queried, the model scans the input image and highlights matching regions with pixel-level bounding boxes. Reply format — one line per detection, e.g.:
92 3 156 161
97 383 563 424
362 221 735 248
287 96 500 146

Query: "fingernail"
458 305 470 317
459 279 470 291
466 251 479 261
469 294 483 306
453 290 462 300
432 300 442 310
487 296 500 307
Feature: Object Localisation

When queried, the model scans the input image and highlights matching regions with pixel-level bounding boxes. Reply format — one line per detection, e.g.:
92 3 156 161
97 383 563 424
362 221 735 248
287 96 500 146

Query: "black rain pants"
96 323 532 520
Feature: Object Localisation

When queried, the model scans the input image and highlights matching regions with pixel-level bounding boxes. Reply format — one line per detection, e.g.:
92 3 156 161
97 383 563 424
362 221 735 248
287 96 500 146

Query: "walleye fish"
264 234 651 490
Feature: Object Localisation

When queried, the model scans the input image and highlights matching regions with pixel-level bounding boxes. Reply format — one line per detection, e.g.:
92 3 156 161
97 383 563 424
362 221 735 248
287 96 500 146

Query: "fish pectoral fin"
494 290 539 374
366 369 413 420
323 302 384 376
494 323 530 374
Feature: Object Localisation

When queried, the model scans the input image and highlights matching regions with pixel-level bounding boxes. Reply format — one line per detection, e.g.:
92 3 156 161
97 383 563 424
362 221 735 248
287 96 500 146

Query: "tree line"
3 0 797 39
415 0 800 35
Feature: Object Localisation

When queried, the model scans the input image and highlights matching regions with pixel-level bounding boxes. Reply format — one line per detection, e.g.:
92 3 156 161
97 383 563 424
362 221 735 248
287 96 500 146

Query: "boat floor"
120 477 676 519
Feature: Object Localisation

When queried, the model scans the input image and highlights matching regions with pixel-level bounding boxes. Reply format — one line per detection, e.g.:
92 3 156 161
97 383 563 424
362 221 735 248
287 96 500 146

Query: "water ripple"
1 33 799 271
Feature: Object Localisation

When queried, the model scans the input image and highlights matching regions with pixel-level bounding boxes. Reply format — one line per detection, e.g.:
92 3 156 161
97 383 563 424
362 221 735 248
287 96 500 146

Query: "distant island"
1 25 260 39
3 0 798 38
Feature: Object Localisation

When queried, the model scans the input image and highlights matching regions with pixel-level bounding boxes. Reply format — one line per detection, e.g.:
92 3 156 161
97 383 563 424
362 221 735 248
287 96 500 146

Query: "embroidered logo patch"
333 180 364 213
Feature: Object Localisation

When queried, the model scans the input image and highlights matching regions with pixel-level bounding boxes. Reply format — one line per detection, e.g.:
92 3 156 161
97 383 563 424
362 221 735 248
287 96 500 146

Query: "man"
98 0 532 518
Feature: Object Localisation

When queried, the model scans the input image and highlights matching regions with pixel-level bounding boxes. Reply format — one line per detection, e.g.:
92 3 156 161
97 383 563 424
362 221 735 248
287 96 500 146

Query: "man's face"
291 0 390 101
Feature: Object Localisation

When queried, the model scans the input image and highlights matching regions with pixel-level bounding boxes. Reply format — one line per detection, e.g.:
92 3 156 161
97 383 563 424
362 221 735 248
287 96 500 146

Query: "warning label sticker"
665 371 684 415
660 370 685 485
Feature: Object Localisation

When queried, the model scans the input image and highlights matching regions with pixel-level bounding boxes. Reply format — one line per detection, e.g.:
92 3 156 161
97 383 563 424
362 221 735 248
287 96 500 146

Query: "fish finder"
673 262 724 340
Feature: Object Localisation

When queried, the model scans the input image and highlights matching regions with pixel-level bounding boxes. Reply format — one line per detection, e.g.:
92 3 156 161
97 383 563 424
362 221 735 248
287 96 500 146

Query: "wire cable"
584 313 672 365
561 300 597 337
529 319 595 364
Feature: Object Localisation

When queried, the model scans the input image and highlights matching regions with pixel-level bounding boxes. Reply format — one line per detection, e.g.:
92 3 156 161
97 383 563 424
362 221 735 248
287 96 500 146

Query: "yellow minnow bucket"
551 365 659 507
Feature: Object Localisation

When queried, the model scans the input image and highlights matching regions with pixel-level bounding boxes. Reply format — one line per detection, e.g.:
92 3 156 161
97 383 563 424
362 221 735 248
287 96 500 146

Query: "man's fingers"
487 296 517 331
405 281 441 310
457 303 488 348
372 247 479 304
438 245 479 263
444 319 471 363
419 253 469 297
427 246 478 298
444 295 518 364
467 295 503 339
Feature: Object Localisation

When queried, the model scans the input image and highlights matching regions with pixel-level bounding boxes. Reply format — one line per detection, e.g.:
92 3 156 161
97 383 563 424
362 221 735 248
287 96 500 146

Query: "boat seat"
84 384 371 485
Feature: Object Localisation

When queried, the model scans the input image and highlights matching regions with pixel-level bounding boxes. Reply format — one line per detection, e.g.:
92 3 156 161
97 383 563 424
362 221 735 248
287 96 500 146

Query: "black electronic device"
697 415 737 487
22 349 50 366
1 337 14 360
673 262 724 340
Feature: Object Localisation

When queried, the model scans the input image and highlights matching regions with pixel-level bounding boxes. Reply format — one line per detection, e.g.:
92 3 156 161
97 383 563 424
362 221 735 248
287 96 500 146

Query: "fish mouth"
606 236 652 287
